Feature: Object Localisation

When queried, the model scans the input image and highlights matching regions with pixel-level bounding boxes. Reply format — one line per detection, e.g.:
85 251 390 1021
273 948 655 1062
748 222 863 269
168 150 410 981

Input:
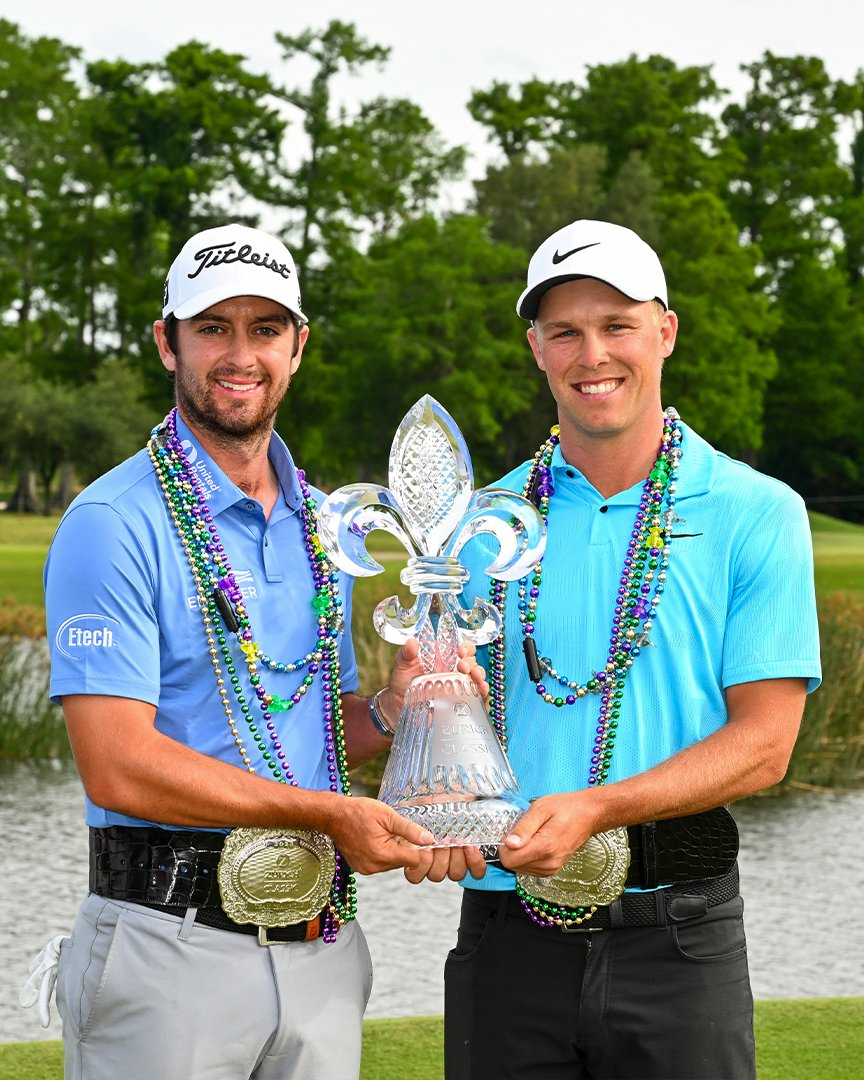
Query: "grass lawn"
0 514 58 609
1 999 862 1079
810 540 864 597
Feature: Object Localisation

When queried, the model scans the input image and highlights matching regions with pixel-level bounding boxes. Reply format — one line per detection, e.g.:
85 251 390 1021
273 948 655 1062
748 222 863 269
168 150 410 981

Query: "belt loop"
608 899 624 929
639 822 659 890
654 891 668 928
496 891 512 924
178 907 197 941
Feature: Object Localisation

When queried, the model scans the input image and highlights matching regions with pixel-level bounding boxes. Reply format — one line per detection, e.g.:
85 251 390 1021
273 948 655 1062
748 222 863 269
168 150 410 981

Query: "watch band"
368 689 396 737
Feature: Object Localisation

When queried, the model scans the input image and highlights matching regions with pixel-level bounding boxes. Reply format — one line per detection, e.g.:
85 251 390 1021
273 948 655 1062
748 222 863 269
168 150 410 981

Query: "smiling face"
153 295 308 450
527 277 677 456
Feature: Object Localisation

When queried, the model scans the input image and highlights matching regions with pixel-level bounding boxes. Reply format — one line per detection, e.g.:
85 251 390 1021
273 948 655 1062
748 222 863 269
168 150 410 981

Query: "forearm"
501 678 807 875
64 695 345 831
584 716 794 835
587 677 806 831
63 693 441 874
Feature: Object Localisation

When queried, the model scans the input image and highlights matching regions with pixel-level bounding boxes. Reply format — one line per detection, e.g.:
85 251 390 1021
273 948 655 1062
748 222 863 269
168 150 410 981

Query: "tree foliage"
1 21 863 518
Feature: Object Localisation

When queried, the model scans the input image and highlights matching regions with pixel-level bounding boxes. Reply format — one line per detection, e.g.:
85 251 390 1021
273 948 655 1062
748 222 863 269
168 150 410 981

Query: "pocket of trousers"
448 897 498 963
671 896 747 963
57 898 126 1042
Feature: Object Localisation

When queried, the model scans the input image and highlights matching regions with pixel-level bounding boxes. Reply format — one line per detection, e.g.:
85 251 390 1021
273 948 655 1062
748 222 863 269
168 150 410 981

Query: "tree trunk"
4 468 40 513
56 461 77 511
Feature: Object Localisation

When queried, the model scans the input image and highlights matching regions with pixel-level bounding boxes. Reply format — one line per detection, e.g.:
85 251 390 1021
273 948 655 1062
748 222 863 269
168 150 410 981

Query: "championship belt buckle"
516 826 631 908
218 828 336 928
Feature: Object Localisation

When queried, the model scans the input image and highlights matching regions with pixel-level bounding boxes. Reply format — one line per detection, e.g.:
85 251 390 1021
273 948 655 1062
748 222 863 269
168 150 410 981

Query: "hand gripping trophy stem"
317 396 546 846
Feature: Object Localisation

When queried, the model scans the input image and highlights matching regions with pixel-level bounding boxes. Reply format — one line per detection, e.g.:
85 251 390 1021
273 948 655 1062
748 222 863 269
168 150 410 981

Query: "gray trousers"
56 894 373 1080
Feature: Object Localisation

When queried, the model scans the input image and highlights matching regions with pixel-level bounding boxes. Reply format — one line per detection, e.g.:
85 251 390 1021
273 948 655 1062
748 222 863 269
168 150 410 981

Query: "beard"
172 353 292 451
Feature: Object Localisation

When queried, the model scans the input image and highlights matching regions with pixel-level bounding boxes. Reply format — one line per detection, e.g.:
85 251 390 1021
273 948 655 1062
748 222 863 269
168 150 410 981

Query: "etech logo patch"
55 614 121 660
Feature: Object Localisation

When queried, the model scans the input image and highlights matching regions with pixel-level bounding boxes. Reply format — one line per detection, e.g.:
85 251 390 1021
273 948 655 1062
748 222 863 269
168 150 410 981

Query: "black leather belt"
89 826 331 943
623 806 739 889
483 807 739 889
465 866 740 931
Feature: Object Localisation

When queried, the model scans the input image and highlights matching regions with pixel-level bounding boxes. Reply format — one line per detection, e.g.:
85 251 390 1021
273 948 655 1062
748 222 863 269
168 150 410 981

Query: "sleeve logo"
55 614 121 660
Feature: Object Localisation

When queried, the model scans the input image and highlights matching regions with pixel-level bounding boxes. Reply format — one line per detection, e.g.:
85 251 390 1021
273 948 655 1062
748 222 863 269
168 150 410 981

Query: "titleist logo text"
188 243 293 281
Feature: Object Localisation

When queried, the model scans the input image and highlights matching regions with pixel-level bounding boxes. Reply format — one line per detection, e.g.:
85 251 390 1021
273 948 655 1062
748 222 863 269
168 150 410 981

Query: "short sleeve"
722 488 821 692
45 501 162 705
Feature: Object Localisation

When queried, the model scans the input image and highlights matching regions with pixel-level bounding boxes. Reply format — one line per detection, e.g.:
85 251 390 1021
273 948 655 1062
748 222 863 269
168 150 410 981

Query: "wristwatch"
368 689 396 737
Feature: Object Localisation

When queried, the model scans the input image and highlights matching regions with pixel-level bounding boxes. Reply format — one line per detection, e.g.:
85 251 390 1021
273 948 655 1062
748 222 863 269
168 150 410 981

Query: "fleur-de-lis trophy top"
317 396 546 848
318 395 546 674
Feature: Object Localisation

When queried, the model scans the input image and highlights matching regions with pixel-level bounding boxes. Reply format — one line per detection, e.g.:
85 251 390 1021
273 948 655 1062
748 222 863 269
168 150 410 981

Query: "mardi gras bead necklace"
488 407 682 928
146 408 356 940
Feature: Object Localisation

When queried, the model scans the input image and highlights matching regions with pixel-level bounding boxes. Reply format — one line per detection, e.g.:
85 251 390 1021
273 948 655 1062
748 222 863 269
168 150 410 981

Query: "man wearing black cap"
434 220 821 1079
22 223 485 1080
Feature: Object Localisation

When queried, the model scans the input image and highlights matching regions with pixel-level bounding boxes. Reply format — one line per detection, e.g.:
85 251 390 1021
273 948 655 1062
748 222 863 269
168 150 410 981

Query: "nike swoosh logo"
670 533 703 539
551 242 601 265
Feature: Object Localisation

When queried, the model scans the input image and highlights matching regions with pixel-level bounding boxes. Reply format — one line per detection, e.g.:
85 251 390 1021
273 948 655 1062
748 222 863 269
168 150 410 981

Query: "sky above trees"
3 0 862 184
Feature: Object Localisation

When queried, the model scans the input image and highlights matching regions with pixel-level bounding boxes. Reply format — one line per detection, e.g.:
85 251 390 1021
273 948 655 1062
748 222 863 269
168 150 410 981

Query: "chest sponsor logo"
178 439 221 495
186 568 258 610
56 614 121 660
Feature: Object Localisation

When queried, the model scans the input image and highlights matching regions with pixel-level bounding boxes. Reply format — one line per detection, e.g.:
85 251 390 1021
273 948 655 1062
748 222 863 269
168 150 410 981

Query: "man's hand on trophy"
497 792 598 877
403 843 488 885
325 795 438 874
383 639 489 727
454 640 490 699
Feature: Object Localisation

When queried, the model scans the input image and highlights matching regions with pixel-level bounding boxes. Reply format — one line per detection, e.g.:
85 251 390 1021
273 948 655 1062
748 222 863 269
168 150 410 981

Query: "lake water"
1 761 862 1044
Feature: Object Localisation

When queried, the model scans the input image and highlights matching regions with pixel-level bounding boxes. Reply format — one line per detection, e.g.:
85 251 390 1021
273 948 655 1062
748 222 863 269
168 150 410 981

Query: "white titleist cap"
162 223 307 324
517 219 668 320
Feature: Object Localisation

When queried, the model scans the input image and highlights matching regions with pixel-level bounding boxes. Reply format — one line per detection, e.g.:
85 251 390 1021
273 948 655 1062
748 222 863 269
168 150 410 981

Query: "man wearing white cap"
27 223 484 1080
437 220 821 1078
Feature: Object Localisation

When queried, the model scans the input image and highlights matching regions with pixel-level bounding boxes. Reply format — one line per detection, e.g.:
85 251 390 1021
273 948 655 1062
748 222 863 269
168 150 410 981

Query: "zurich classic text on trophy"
317 396 546 846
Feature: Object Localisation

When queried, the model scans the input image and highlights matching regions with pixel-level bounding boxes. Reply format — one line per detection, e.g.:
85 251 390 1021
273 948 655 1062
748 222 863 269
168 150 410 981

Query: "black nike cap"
517 219 668 320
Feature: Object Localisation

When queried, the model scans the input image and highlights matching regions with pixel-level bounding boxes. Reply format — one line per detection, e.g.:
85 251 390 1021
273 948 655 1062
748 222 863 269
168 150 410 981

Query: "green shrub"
784 592 864 790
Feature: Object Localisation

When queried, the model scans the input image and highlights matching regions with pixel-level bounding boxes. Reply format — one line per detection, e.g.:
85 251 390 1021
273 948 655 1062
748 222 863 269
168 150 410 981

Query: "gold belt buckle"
516 826 631 908
217 827 335 929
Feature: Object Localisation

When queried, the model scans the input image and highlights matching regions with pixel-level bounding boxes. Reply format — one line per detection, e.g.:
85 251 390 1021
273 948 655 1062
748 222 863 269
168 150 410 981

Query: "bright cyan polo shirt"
459 421 821 892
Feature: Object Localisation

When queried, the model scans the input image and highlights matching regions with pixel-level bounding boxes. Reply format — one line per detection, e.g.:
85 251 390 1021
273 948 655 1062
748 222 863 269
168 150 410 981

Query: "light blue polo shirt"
461 421 822 892
44 414 358 829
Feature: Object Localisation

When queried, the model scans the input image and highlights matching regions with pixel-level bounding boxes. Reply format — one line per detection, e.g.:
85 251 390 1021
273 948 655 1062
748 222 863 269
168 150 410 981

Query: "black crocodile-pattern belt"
88 826 336 942
624 806 739 889
481 807 739 888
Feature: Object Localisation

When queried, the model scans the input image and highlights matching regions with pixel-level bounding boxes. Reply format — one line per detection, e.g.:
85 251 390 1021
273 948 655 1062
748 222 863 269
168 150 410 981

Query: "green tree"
273 21 390 261
659 192 778 460
85 42 286 375
285 215 533 486
272 21 465 262
0 355 151 512
557 55 732 193
720 54 863 501
0 20 86 361
472 144 662 255
758 255 864 502
834 70 864 290
468 78 574 160
722 53 847 265
472 145 608 252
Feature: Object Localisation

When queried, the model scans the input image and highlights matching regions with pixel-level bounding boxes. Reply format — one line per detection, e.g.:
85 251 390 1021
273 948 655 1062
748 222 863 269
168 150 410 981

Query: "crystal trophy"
317 395 546 846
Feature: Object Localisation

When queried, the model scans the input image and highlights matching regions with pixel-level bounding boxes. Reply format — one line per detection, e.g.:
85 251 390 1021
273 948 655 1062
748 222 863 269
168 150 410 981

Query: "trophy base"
391 797 524 847
378 670 528 847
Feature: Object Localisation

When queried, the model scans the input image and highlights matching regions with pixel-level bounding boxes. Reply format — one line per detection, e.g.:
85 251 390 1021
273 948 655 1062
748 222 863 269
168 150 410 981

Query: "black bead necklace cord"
487 408 683 929
146 409 357 940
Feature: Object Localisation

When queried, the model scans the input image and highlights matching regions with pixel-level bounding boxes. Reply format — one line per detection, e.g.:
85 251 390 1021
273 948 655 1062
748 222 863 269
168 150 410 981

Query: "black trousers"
444 886 756 1080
